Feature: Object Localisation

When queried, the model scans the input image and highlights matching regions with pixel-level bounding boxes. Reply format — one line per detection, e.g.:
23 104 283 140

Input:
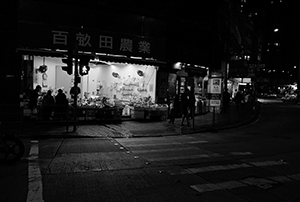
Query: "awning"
17 48 166 67
96 54 166 66
17 48 66 58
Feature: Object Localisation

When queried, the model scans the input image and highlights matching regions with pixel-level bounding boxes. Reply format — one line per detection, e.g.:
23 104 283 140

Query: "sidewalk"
19 101 261 139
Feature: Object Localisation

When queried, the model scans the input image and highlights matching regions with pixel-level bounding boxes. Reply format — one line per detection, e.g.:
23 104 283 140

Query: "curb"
18 102 262 139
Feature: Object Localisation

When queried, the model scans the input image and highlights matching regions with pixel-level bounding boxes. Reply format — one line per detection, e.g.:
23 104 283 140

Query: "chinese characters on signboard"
52 30 151 55
52 31 68 45
18 22 165 60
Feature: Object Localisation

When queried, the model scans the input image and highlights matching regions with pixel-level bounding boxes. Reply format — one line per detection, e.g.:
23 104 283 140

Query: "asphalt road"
1 98 300 202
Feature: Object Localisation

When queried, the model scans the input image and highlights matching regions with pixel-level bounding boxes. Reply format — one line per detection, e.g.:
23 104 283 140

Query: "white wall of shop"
82 63 157 101
34 56 75 98
33 56 157 101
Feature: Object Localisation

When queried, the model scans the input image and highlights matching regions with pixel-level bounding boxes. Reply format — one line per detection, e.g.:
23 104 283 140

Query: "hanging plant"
137 70 144 77
112 72 120 78
38 57 47 73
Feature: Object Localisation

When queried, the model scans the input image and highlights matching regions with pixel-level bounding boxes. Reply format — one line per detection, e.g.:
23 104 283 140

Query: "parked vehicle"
258 92 278 98
0 122 25 165
281 94 298 103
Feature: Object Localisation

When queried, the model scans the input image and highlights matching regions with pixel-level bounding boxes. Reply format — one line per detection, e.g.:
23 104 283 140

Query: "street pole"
73 44 79 132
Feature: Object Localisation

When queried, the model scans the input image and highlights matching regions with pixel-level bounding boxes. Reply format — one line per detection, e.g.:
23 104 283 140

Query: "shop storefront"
19 22 167 122
227 77 253 98
166 63 209 116
22 55 167 121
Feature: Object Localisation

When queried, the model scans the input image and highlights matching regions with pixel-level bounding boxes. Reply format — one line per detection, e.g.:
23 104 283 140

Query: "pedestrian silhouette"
180 87 190 126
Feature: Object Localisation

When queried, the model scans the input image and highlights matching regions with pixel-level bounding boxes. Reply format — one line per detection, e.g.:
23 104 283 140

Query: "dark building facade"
1 0 245 132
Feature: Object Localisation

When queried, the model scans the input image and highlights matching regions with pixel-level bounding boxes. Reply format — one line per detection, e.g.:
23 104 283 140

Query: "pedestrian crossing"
116 136 300 198
190 173 300 193
166 158 300 195
171 160 287 174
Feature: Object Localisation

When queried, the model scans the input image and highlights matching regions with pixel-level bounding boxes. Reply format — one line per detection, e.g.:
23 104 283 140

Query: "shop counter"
76 107 123 122
131 107 168 121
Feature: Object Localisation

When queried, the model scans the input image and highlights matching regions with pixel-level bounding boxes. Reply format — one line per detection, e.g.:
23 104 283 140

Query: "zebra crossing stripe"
170 160 288 175
133 147 201 154
146 153 223 161
191 174 300 193
288 173 300 181
249 160 287 166
188 163 252 173
191 183 223 193
123 142 182 147
216 180 248 190
121 140 208 148
229 152 253 155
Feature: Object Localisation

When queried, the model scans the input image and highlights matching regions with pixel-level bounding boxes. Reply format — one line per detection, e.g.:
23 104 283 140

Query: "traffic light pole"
73 45 79 132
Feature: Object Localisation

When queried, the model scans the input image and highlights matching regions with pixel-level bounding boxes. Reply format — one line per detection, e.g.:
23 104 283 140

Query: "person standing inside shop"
42 90 55 121
55 89 68 120
180 87 190 126
29 85 42 119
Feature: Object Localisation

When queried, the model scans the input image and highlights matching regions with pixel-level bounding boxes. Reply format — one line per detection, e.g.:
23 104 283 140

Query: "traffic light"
61 50 73 75
79 56 91 76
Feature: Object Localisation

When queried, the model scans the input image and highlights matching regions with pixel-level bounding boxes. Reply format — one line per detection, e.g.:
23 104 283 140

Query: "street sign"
210 99 221 106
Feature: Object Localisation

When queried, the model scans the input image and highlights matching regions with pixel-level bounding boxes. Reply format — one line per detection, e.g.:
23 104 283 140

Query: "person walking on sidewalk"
55 89 68 120
42 90 55 121
222 88 230 112
180 87 190 126
29 85 42 119
234 90 244 111
187 89 196 124
169 95 179 124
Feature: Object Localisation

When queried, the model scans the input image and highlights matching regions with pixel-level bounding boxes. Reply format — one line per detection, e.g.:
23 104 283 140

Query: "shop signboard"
207 93 221 106
208 77 222 109
210 99 221 106
18 22 166 60
209 78 222 94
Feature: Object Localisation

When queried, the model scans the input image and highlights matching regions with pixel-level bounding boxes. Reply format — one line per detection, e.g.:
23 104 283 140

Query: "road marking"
121 142 183 147
170 160 288 175
191 174 300 193
188 163 252 173
121 141 208 148
288 173 300 180
146 153 223 161
133 147 201 154
249 160 287 166
185 141 209 144
229 152 253 156
27 140 44 202
191 183 223 193
240 177 278 189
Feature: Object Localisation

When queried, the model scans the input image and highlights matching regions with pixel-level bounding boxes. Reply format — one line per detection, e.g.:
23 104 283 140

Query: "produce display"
79 96 116 108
